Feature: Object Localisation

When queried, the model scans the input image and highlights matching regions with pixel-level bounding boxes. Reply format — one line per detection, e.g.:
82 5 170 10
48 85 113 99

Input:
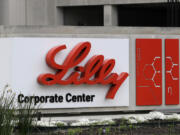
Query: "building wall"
0 0 4 25
0 0 170 26
8 0 26 25
0 0 57 26
0 0 8 25
0 0 179 114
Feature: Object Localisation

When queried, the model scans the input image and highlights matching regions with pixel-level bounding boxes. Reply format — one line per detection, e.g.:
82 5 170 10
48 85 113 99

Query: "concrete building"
0 0 180 27
0 0 180 115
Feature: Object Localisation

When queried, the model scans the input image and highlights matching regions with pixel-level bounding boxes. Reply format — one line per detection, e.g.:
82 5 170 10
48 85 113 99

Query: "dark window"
118 3 180 27
63 6 103 26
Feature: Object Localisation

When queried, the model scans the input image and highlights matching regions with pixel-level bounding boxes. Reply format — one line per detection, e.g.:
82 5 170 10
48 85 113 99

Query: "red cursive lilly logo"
38 42 129 99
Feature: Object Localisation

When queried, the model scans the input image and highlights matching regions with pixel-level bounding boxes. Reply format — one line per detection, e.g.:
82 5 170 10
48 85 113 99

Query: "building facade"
0 0 180 27
0 0 180 114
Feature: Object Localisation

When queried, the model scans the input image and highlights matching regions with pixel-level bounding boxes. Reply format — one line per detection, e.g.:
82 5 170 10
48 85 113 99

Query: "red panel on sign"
136 39 162 106
165 39 179 105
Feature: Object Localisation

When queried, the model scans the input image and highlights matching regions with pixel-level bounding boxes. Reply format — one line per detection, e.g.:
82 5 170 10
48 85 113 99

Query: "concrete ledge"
0 26 180 37
56 0 166 6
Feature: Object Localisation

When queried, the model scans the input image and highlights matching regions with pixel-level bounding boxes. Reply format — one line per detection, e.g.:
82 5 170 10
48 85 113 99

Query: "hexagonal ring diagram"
166 56 179 80
143 57 161 88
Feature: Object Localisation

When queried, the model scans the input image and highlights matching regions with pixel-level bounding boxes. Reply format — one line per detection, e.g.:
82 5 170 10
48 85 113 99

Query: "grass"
105 126 111 134
16 101 39 135
0 85 16 135
0 85 40 135
97 127 103 135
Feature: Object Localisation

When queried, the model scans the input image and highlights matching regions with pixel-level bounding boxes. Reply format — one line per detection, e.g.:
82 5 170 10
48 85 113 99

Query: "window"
118 3 167 27
63 6 103 26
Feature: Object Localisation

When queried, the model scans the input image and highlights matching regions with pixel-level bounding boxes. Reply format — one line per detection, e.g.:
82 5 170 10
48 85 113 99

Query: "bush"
67 128 82 135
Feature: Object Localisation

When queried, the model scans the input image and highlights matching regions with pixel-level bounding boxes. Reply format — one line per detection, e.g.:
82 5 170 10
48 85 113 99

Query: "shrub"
67 128 82 135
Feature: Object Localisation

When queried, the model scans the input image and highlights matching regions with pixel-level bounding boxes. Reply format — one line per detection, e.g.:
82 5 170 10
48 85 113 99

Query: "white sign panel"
1 38 129 108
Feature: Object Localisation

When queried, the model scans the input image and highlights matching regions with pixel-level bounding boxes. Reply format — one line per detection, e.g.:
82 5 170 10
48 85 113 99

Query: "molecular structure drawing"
143 57 161 88
166 56 179 81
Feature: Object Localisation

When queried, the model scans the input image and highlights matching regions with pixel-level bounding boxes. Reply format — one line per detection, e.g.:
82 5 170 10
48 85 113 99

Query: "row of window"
61 3 180 27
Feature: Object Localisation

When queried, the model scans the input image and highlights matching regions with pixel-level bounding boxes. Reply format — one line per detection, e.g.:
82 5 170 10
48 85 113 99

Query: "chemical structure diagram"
166 56 179 81
166 56 179 96
143 57 161 88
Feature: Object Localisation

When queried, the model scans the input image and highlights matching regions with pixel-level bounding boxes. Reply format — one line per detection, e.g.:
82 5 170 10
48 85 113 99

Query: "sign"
136 38 180 106
38 41 129 99
136 39 162 106
165 39 179 105
0 38 129 108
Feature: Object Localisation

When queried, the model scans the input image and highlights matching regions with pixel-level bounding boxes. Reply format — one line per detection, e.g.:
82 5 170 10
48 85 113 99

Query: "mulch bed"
23 120 180 135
